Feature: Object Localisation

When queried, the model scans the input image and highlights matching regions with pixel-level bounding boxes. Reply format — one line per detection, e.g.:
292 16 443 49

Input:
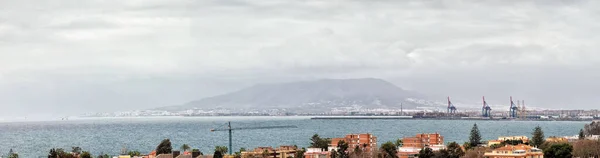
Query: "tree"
584 121 600 135
295 147 306 158
128 150 141 156
379 141 398 158
578 129 585 140
462 147 486 158
330 150 338 158
432 149 449 158
48 148 58 158
445 142 465 158
80 151 92 158
181 144 191 152
214 150 224 158
418 147 434 158
156 139 173 155
71 146 82 154
310 134 330 150
543 143 573 158
336 140 350 158
572 140 600 158
8 149 18 158
468 123 482 148
395 139 403 147
234 147 246 158
531 126 545 147
215 146 228 155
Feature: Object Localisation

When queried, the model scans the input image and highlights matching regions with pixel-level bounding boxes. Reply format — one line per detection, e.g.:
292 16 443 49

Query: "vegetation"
462 147 486 158
181 144 191 152
336 140 349 158
71 146 82 154
295 147 306 158
572 140 600 157
156 139 173 155
128 150 141 156
234 147 246 158
584 121 600 135
543 143 573 158
579 129 585 140
394 139 403 147
310 134 331 150
7 149 18 158
215 146 228 154
330 150 337 158
379 141 398 158
214 150 224 158
468 123 481 148
418 147 434 158
531 126 545 147
80 151 92 158
444 142 465 158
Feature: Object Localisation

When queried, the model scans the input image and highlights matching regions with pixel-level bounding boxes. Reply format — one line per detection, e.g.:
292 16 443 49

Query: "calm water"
0 116 589 157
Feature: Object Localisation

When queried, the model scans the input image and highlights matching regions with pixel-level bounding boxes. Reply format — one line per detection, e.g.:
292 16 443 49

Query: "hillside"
160 78 427 112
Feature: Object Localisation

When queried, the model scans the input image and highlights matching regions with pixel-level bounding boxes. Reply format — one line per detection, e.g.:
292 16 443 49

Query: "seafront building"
329 133 378 153
303 148 328 158
241 145 298 158
398 133 445 158
483 144 543 158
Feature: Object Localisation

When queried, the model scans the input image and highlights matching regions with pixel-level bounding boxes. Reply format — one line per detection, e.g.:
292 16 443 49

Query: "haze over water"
0 116 587 157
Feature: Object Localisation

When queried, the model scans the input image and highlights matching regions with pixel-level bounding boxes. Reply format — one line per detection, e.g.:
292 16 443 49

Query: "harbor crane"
447 97 457 114
510 96 519 118
482 96 492 117
210 122 297 155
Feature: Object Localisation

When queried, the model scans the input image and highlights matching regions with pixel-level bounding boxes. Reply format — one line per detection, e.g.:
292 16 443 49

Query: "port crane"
482 96 492 117
447 97 457 114
210 122 297 155
510 96 519 118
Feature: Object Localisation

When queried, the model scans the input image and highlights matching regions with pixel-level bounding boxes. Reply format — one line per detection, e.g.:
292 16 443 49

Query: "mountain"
159 78 427 112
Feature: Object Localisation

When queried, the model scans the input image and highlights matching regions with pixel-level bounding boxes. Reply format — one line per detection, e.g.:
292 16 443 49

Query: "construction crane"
210 121 298 155
482 96 492 117
447 96 457 114
510 96 519 118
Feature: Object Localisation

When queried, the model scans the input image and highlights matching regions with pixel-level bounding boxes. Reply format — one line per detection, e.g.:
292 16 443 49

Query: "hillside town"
7 121 598 158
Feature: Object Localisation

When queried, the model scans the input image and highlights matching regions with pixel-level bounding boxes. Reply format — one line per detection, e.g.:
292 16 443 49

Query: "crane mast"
211 121 297 155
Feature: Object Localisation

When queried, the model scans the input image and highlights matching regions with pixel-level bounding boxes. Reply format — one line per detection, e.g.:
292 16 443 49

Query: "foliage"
498 139 524 146
7 149 18 158
214 150 223 158
462 147 486 158
445 142 465 158
395 139 403 147
531 126 545 147
432 149 448 158
543 143 573 158
97 153 111 158
418 147 434 158
156 139 173 155
584 121 600 135
80 151 92 158
331 150 338 158
181 144 191 152
71 146 82 154
337 140 349 158
295 147 306 158
379 141 398 158
579 129 585 140
215 146 228 154
310 134 331 150
128 150 141 156
572 140 600 158
469 123 482 148
192 148 201 152
234 147 246 158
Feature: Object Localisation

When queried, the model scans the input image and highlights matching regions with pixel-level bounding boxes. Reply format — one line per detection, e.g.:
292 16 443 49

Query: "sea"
0 116 589 157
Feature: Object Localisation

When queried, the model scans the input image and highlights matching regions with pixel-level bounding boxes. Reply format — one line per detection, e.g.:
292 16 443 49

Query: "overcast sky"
1 0 600 120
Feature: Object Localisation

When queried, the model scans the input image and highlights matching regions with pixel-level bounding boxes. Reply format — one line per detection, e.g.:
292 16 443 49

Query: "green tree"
214 150 223 158
310 134 330 150
337 140 349 158
71 147 82 154
80 151 92 158
234 147 246 158
432 149 449 158
531 126 545 147
446 142 465 158
48 148 58 158
7 149 18 158
295 147 306 158
156 139 173 155
215 146 228 155
578 129 585 140
128 150 141 156
330 150 337 158
379 141 398 158
395 139 403 147
262 149 270 158
468 123 482 148
418 147 434 158
181 144 191 152
543 143 573 158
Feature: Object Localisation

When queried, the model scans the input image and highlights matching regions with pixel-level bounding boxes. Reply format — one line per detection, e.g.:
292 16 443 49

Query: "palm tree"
181 144 191 152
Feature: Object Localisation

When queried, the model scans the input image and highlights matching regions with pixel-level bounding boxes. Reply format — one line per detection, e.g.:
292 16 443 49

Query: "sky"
1 0 600 119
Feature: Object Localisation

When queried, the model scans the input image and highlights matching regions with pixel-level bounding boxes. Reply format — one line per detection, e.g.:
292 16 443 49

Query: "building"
484 144 544 158
241 145 298 158
329 133 377 153
545 136 568 143
303 148 329 158
487 136 529 147
398 133 445 158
